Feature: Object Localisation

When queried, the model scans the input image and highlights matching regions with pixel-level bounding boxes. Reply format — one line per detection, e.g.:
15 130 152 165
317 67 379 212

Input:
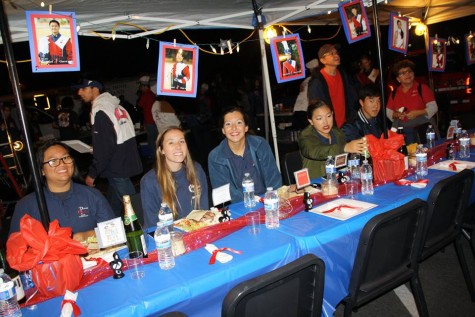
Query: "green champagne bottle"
123 195 148 258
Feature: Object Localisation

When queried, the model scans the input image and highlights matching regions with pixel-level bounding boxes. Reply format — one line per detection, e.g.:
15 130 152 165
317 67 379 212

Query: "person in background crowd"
292 58 319 130
386 59 439 143
53 96 79 141
356 54 380 86
342 83 383 141
37 19 73 64
299 100 367 179
208 107 282 203
140 126 208 228
308 43 358 129
151 95 181 134
137 75 158 158
9 140 114 242
76 79 143 217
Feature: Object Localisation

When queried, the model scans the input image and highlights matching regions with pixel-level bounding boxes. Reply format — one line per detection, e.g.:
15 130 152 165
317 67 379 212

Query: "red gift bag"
6 214 87 298
366 131 405 184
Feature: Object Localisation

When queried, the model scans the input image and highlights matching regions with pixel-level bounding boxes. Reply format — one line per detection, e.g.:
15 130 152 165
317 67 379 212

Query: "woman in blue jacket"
208 107 282 204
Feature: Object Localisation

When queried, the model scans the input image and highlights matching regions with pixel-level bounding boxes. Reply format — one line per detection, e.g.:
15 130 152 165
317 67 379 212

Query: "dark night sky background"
1 16 474 100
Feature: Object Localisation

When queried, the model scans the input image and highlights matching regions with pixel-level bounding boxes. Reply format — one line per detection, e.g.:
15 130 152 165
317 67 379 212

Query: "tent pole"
371 0 388 139
252 0 280 171
0 0 50 230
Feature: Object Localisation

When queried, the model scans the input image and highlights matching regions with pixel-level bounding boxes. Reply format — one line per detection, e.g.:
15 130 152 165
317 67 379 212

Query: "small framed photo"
388 13 409 54
294 168 311 189
25 11 80 73
269 34 305 83
339 0 371 44
465 34 475 65
446 126 455 140
428 38 446 72
94 217 127 249
156 42 199 97
335 153 348 168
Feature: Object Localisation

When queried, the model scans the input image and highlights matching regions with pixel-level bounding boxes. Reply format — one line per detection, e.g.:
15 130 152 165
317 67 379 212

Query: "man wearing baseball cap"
307 43 358 128
76 79 143 216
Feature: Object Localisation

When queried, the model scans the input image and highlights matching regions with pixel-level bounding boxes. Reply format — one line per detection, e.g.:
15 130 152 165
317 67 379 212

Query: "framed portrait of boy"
156 42 199 97
269 34 305 83
339 0 371 44
428 38 446 72
388 13 409 54
465 34 475 65
25 11 80 73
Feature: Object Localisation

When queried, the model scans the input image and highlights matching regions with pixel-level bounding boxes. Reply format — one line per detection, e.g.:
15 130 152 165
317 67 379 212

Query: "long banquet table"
22 146 475 317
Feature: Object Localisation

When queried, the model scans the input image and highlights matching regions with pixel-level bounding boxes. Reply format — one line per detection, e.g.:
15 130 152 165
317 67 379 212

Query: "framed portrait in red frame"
338 0 371 44
269 34 305 83
465 34 475 65
428 38 446 72
388 12 409 54
156 42 199 98
25 11 80 73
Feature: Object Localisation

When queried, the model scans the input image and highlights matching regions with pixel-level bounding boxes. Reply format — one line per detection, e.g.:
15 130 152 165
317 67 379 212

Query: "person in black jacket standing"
76 80 143 216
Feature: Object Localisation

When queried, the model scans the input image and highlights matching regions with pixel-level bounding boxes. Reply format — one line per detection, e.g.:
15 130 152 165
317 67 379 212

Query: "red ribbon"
448 162 461 171
209 247 242 265
394 179 429 186
321 204 359 214
61 299 81 317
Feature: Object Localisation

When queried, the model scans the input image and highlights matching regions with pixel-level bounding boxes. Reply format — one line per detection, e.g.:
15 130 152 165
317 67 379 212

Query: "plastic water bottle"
154 223 175 270
426 124 435 149
242 173 256 208
0 271 22 317
415 144 428 178
360 160 374 195
325 156 337 181
158 202 174 232
459 130 470 158
264 187 279 229
348 153 361 180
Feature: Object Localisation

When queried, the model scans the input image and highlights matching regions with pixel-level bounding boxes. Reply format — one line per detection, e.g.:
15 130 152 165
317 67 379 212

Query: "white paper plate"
309 198 378 221
428 160 475 173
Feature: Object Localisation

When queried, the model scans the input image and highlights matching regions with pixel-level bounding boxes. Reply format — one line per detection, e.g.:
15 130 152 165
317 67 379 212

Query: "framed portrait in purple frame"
269 34 305 83
338 0 371 44
428 38 446 72
388 13 409 54
156 42 199 98
25 11 80 73
465 34 475 65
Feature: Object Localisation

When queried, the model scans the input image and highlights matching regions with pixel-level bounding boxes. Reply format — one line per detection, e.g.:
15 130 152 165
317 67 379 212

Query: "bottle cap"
244 172 250 177
363 159 368 164
160 202 167 207
267 187 273 191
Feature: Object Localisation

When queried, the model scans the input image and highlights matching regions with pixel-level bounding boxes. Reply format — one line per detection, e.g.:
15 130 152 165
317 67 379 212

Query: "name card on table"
212 183 232 207
95 217 127 249
294 168 311 189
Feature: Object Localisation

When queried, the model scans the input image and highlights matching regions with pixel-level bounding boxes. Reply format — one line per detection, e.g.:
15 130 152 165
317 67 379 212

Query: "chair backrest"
421 169 474 260
222 253 325 317
348 199 427 306
283 151 302 185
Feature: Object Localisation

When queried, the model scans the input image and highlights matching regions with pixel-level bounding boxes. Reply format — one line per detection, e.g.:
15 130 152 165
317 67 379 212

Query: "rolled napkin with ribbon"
205 244 242 265
394 178 429 188
60 290 80 317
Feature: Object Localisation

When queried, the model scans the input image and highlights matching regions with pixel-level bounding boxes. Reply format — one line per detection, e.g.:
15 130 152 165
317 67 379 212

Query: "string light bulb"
76 22 81 32
112 30 116 40
210 45 217 53
307 25 311 33
237 43 240 53
40 2 45 7
146 38 150 49
263 25 277 44
414 23 426 36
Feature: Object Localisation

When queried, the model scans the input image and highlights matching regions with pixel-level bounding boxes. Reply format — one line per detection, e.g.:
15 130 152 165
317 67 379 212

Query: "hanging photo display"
465 34 475 65
428 38 446 72
388 12 409 54
25 11 80 73
269 34 305 83
338 0 371 44
156 42 199 97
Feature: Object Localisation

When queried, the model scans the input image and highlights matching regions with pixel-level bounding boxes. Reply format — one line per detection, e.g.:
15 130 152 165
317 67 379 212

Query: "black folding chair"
343 199 429 317
222 253 325 317
283 151 302 185
420 169 475 302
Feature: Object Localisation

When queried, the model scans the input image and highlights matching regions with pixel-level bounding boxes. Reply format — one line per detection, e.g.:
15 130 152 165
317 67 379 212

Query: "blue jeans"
107 177 136 217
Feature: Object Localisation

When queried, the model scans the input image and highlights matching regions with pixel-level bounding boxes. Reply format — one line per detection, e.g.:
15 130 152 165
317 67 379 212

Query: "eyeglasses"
323 51 339 58
398 70 414 76
42 155 73 167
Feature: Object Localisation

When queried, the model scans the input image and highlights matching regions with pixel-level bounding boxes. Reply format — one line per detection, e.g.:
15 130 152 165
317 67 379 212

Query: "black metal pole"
371 0 388 139
0 1 50 230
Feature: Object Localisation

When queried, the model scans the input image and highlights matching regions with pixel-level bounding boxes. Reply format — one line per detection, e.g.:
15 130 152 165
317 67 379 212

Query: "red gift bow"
394 179 429 186
321 204 360 214
61 299 81 317
448 162 461 171
209 247 242 265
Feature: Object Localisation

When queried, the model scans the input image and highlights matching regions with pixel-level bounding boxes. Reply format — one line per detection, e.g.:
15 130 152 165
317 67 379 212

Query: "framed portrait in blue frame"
465 34 475 65
156 42 199 98
388 13 409 54
269 34 305 83
339 0 371 44
428 38 446 72
25 11 80 73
